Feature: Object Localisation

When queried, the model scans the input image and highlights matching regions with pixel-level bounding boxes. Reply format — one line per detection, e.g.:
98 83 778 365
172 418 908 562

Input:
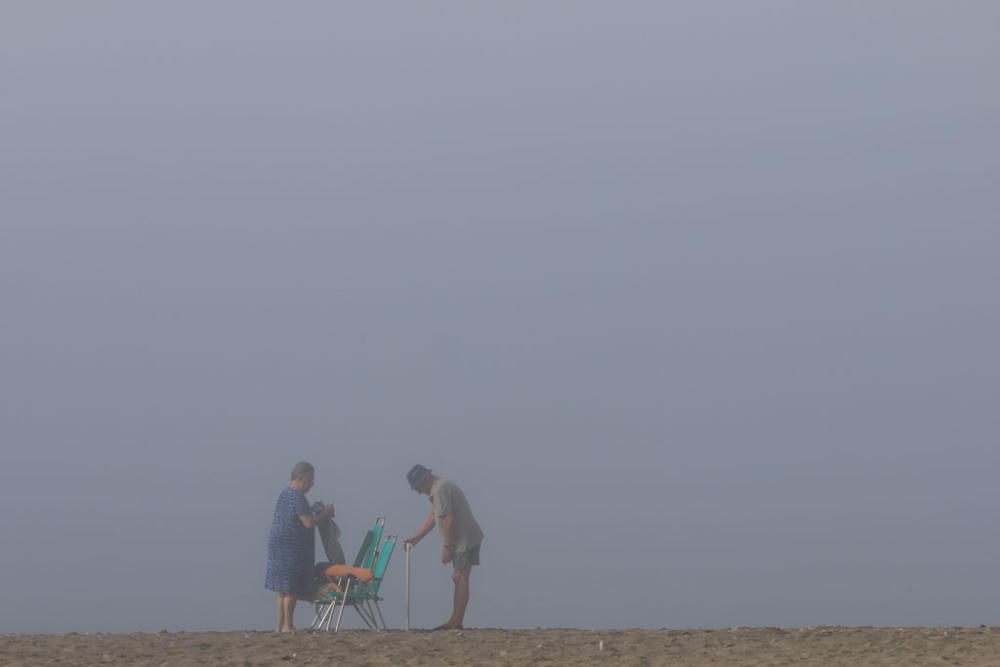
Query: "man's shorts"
452 545 481 570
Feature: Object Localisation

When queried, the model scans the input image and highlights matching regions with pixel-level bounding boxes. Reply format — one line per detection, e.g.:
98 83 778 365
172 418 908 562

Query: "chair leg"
313 601 332 630
322 600 337 632
353 603 376 629
372 600 387 631
363 601 378 630
334 580 352 632
362 601 381 629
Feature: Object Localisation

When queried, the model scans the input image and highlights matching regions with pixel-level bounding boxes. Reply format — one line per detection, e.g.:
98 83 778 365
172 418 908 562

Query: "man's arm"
438 514 455 563
438 514 454 549
404 511 436 546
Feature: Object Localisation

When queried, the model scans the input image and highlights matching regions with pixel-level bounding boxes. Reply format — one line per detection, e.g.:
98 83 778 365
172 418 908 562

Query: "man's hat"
406 464 432 490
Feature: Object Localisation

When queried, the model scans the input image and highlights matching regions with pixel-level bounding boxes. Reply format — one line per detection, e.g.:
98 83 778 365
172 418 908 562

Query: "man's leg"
448 567 470 628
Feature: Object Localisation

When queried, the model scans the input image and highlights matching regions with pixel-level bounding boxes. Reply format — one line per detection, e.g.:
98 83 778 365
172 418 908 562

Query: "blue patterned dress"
265 487 315 595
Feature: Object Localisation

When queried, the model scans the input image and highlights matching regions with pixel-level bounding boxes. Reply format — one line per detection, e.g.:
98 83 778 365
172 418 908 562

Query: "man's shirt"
429 478 484 552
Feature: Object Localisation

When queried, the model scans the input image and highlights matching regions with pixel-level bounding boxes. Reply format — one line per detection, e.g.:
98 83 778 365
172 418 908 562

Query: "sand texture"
3 627 1000 666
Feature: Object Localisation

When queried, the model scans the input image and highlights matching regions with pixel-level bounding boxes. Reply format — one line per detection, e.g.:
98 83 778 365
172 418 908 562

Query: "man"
404 464 484 630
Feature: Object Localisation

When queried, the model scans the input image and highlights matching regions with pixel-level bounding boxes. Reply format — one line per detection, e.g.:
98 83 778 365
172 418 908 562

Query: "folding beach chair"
339 535 397 631
310 517 396 632
311 517 383 631
311 523 398 632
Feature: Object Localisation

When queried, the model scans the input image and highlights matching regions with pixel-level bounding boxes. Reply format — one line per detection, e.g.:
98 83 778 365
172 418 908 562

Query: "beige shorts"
452 545 481 570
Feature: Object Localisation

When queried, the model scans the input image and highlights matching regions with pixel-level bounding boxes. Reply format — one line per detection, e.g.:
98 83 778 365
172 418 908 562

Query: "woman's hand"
441 545 453 564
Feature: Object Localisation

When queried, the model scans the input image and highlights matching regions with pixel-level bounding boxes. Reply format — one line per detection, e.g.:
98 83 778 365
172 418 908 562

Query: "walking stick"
404 542 413 630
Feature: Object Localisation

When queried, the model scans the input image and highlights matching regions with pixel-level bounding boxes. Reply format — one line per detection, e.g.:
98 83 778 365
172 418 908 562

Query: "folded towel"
323 564 374 583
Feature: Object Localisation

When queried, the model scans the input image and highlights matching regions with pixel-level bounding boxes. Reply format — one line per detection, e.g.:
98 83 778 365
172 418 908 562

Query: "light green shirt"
430 478 484 552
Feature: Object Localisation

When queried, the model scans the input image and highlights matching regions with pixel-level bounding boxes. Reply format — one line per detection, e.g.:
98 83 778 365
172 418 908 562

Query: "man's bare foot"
431 623 463 631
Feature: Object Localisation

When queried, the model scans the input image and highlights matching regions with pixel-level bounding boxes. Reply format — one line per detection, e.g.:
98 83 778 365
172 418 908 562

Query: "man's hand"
441 545 453 564
407 512 436 549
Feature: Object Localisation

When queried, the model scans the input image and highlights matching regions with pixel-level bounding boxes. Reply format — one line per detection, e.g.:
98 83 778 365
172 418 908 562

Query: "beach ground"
3 627 1000 666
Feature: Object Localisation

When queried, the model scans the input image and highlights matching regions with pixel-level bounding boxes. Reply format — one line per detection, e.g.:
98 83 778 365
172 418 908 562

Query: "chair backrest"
366 536 396 595
351 517 385 568
351 531 374 568
360 517 385 569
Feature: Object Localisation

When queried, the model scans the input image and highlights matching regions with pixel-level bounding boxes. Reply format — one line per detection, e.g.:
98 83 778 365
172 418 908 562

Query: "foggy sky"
2 2 999 633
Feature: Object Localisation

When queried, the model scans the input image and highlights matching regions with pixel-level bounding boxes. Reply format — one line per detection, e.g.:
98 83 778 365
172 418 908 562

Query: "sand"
3 627 1000 666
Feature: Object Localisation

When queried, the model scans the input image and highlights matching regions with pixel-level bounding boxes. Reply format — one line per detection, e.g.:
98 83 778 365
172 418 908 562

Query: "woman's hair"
290 461 315 481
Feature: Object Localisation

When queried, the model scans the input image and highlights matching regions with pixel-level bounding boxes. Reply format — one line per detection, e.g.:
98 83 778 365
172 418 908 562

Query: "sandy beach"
3 627 1000 666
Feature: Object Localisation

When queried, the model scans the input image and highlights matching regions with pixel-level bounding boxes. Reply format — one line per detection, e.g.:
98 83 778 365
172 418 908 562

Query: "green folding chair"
341 535 398 631
311 517 384 631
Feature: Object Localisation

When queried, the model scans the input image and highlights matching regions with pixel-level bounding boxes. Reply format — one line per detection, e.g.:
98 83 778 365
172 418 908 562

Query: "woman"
265 462 334 632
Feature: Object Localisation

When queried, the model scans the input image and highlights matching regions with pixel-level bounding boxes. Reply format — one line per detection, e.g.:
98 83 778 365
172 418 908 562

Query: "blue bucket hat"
406 464 432 490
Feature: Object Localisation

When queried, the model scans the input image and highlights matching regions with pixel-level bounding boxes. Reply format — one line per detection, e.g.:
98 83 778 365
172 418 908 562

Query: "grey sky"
2 2 999 633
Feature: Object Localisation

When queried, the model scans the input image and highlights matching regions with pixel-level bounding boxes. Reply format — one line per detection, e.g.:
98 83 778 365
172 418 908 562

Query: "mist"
2 2 999 633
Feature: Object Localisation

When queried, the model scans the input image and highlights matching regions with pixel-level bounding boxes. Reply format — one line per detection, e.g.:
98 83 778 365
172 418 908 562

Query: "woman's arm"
299 504 334 529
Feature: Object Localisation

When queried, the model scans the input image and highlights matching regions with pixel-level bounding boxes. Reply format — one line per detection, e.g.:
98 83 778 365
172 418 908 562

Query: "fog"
2 2 999 633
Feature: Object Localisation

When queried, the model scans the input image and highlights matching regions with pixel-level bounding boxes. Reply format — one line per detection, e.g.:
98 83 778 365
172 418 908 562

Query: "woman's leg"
275 594 286 632
281 594 298 631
